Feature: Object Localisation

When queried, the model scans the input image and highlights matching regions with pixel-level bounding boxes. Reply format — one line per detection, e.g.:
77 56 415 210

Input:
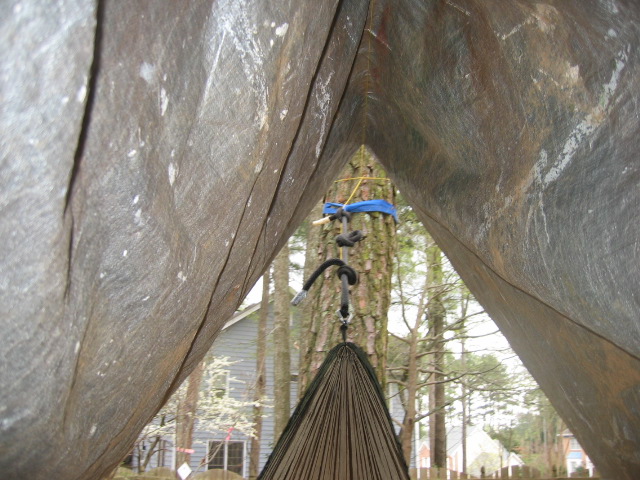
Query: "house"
133 300 298 477
417 424 523 477
387 382 418 470
133 300 416 477
561 430 594 477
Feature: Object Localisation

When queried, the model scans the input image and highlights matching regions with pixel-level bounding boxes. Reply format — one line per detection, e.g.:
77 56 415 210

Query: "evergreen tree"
249 272 270 478
297 201 324 397
427 244 447 468
273 245 291 440
175 360 206 468
489 386 567 475
388 198 524 469
298 146 396 391
388 201 459 466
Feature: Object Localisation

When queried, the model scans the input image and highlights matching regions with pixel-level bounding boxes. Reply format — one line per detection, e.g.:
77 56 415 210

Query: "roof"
420 425 523 466
418 424 491 456
222 301 261 330
224 287 297 330
446 424 485 455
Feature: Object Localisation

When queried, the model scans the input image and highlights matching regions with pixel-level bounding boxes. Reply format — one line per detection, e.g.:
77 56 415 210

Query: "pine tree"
427 244 448 468
298 201 324 397
273 245 291 440
175 360 206 468
298 146 396 391
388 202 491 468
249 272 269 478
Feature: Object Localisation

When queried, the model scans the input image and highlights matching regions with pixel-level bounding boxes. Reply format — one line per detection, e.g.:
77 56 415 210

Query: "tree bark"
298 201 324 397
461 335 468 474
300 147 396 390
249 272 270 478
273 244 291 440
427 246 447 468
460 288 470 474
396 267 429 466
400 326 418 465
175 360 206 468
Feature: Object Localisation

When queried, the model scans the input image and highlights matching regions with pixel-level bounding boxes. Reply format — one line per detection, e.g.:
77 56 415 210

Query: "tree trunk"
460 288 469 474
400 325 418 465
273 244 291 440
461 335 468 474
427 245 447 468
175 360 206 468
140 434 161 473
298 201 324 397
249 272 270 478
300 147 396 389
397 272 429 466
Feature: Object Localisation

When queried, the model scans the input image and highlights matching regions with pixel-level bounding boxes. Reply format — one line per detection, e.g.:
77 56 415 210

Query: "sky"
242 253 520 370
240 240 543 433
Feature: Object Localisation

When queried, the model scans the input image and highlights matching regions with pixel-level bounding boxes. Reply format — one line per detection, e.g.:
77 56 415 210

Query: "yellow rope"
344 178 365 206
334 176 391 183
342 176 390 206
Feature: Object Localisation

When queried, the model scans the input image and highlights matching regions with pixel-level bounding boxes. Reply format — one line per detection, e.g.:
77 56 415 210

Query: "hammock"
258 342 409 480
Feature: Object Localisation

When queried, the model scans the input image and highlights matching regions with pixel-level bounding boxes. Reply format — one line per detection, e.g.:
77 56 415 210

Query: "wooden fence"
487 465 599 479
410 466 600 479
410 468 475 479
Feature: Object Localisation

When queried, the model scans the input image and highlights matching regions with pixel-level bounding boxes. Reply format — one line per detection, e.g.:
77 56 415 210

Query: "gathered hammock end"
258 342 410 479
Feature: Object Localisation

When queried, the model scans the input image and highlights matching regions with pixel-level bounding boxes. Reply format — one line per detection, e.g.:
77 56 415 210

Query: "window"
569 437 581 450
208 441 245 475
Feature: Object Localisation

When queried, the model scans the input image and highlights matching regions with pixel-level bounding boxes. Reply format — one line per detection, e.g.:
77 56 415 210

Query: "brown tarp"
258 342 409 480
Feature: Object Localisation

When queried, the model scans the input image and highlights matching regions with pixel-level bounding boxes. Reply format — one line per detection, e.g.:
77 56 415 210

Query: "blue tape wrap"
322 200 399 222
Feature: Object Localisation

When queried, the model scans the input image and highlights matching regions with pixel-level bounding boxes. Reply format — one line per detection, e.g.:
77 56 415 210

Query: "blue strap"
323 200 398 222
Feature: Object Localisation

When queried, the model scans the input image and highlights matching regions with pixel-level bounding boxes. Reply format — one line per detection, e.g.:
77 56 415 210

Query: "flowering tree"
134 356 263 473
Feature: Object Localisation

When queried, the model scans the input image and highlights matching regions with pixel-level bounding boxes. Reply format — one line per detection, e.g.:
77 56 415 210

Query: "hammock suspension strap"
291 207 364 338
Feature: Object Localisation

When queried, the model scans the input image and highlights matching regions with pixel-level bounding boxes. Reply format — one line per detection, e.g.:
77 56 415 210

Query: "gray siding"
388 382 416 469
135 302 408 476
150 303 298 477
